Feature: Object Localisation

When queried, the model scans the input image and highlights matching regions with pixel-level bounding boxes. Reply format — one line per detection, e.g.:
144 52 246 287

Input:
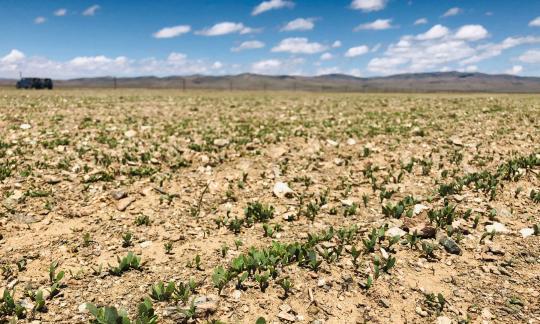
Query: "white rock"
520 228 535 238
20 123 31 130
485 222 509 233
326 139 338 146
346 138 356 145
78 303 89 313
386 227 406 238
124 130 137 138
140 241 152 248
436 316 452 324
340 199 354 207
273 182 294 199
413 204 429 215
213 139 229 147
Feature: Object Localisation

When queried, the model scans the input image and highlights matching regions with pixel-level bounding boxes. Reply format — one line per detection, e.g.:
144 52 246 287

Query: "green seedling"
135 298 158 324
150 281 176 301
49 261 65 298
245 201 275 223
134 214 151 226
122 232 133 247
255 272 270 292
0 289 26 319
33 290 46 312
164 242 173 254
83 233 93 247
109 252 142 275
421 242 438 260
279 277 293 297
212 266 230 293
86 303 130 324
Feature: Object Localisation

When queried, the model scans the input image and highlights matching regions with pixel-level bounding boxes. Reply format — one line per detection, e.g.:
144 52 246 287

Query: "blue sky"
1 0 540 78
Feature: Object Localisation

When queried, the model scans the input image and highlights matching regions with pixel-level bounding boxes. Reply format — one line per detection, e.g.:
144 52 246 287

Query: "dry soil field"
0 89 539 324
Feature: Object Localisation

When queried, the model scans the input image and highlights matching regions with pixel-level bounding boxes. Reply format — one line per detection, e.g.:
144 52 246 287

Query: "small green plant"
83 232 93 247
109 252 142 275
255 272 270 292
135 298 158 324
245 201 275 223
86 303 130 324
49 261 65 298
424 293 446 313
150 281 176 301
0 289 26 319
212 266 230 293
134 214 151 226
530 189 540 203
279 277 293 297
122 232 133 247
164 242 173 254
421 242 438 260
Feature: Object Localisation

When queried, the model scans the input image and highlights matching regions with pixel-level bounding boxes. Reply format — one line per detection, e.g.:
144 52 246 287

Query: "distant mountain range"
2 72 540 93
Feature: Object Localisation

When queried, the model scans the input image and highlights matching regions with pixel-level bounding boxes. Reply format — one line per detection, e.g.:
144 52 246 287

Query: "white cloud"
320 53 333 60
272 38 328 54
153 25 191 39
250 58 304 75
196 22 258 36
317 66 341 75
252 0 294 16
519 49 540 63
371 43 381 52
332 40 342 48
34 17 46 24
212 61 223 69
414 18 428 25
454 25 488 41
442 7 461 17
505 65 523 75
281 18 315 32
354 19 394 31
350 0 387 12
349 68 362 77
83 5 100 16
416 25 449 40
1 49 25 63
463 65 478 73
0 50 223 78
367 26 540 75
231 40 265 52
462 36 540 65
54 8 67 16
345 45 369 57
529 17 540 27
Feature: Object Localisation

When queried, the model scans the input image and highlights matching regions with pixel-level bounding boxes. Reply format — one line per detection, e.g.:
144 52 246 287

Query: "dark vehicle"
16 78 53 90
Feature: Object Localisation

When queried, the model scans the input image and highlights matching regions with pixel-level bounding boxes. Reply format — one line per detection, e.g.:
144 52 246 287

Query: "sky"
1 0 540 79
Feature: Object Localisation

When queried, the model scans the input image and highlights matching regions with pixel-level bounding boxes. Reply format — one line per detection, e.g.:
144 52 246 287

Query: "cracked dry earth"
0 90 539 324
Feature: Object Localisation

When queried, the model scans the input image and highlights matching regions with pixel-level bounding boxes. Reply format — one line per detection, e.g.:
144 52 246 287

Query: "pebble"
111 190 127 200
273 182 294 199
346 138 356 145
124 130 137 138
213 139 229 147
436 316 452 324
386 227 406 237
278 310 296 322
413 204 429 215
78 303 88 313
439 236 461 255
20 123 31 130
485 222 509 234
415 306 428 317
116 197 135 211
520 228 534 238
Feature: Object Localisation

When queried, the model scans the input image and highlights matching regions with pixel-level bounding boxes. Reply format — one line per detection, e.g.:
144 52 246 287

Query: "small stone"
279 304 292 313
116 197 135 211
111 190 127 200
386 227 406 238
194 294 219 316
213 139 229 147
273 182 294 199
340 199 354 207
519 228 534 238
415 306 428 317
379 299 390 308
413 204 429 215
45 176 62 184
78 303 88 313
232 290 241 300
140 241 152 248
485 222 509 234
449 136 463 146
436 316 452 324
20 123 31 130
124 130 137 138
278 310 296 322
326 139 338 146
346 138 356 145
481 308 493 320
317 279 326 287
439 236 461 255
